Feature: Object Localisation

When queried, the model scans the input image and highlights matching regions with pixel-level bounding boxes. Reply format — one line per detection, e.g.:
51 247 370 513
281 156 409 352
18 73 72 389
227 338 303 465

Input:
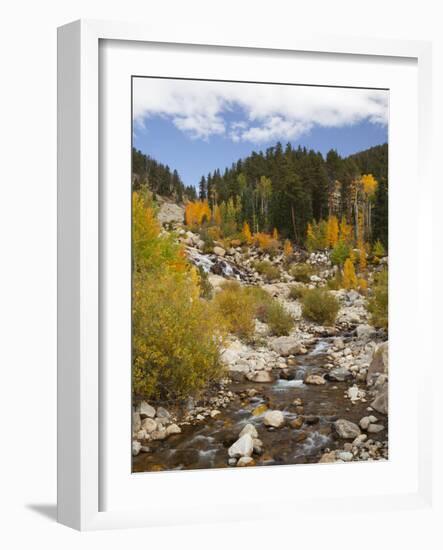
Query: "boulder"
245 370 273 383
263 410 285 428
367 423 385 434
156 406 171 420
132 441 141 456
304 374 326 385
290 417 304 429
371 384 388 415
326 367 352 382
239 423 259 439
136 401 156 419
213 246 226 257
237 456 256 467
228 434 254 458
359 416 371 430
356 324 376 340
165 423 182 436
270 336 303 357
352 434 368 447
336 451 353 461
367 341 389 385
151 430 167 441
334 419 361 439
141 418 157 433
319 451 336 463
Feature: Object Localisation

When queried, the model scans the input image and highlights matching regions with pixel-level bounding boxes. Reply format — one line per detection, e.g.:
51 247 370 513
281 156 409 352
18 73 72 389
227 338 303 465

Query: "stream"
132 338 386 472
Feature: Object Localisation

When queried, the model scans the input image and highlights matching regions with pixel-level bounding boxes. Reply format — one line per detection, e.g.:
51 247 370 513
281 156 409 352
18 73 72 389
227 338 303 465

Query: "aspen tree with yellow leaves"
283 239 293 257
327 216 339 247
242 221 252 244
343 258 358 289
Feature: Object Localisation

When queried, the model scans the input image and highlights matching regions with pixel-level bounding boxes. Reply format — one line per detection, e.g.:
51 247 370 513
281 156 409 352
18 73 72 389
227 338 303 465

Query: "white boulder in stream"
239 423 259 439
334 419 361 439
246 370 273 383
263 410 285 428
136 401 156 419
270 336 303 357
228 433 254 458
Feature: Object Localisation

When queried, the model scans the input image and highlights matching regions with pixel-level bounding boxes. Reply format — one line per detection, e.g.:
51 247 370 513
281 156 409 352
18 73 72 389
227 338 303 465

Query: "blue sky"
132 78 388 188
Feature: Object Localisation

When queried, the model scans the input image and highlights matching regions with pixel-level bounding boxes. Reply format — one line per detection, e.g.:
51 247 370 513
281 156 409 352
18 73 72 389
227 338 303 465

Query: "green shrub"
301 288 339 325
330 240 350 266
199 228 215 254
288 284 307 300
326 271 343 290
368 268 388 329
262 300 294 336
253 260 280 282
289 263 314 282
132 270 226 400
197 265 213 300
213 281 256 339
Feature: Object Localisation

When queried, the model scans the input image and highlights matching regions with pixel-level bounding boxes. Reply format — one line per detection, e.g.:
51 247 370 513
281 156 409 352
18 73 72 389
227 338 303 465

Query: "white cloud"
133 78 388 144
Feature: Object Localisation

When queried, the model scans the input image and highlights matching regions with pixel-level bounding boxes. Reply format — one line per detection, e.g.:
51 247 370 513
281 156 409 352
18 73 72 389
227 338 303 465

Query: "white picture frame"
57 19 433 531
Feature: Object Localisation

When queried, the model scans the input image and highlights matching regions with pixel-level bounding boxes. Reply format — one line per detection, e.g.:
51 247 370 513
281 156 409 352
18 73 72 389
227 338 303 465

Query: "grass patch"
253 260 280 282
289 263 315 282
301 288 339 325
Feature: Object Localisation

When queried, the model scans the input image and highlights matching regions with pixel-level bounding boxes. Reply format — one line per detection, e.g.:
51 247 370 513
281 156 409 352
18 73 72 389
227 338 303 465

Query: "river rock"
246 370 273 383
356 324 376 340
151 430 167 441
213 246 226 257
333 337 345 350
367 341 389 385
252 404 268 416
239 423 259 439
156 406 171 420
237 456 256 467
352 434 368 447
166 423 182 436
141 418 157 433
336 451 353 461
263 410 285 428
132 441 141 456
290 417 304 429
359 416 371 430
228 434 254 458
252 438 263 454
326 367 352 382
334 419 361 439
319 451 336 463
305 374 326 385
270 336 303 356
136 401 156 419
367 424 385 434
371 384 388 415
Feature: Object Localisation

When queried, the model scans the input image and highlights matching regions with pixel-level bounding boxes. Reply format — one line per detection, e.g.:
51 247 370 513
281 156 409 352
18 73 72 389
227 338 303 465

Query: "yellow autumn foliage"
327 216 339 247
185 200 212 227
343 258 358 289
132 191 225 400
283 239 293 257
242 221 252 244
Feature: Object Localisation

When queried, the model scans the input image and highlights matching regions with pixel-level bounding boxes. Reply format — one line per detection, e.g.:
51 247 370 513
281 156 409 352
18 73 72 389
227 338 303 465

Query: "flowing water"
133 338 386 472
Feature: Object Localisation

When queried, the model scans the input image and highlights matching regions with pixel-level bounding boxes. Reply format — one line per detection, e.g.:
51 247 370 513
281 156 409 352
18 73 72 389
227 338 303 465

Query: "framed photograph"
57 19 433 530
